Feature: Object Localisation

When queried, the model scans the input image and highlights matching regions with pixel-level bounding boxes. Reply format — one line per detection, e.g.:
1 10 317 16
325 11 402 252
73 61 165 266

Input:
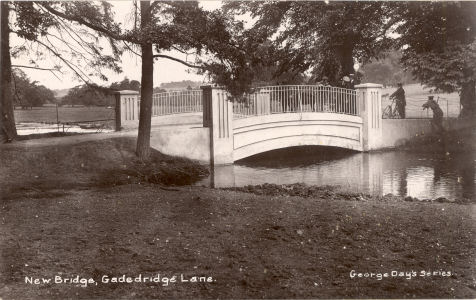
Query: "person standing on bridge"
320 76 331 87
317 76 331 112
390 83 406 118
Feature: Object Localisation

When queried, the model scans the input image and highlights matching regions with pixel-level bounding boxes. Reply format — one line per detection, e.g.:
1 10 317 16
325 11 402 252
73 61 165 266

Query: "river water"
200 147 475 201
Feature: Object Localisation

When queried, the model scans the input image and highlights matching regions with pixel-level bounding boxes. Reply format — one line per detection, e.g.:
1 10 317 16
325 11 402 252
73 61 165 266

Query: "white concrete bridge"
115 84 463 165
201 83 382 164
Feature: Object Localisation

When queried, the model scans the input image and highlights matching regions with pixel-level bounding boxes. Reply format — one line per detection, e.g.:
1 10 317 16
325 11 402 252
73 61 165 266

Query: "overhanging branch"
153 54 204 69
38 3 126 42
12 64 60 72
124 41 141 57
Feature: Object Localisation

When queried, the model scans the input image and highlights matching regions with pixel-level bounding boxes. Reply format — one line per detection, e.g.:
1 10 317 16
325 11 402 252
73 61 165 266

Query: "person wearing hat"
422 95 444 133
341 76 352 89
390 83 406 118
320 76 330 87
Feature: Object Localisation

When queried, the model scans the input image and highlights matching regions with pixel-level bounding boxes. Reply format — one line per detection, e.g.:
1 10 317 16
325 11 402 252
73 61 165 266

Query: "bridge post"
201 86 234 165
355 83 383 151
114 90 140 131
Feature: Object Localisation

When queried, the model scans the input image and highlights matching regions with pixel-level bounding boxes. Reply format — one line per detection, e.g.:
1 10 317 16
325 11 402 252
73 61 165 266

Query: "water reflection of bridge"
206 150 475 200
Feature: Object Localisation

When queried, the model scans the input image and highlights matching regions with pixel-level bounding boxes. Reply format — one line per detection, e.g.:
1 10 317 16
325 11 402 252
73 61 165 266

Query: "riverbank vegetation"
398 123 476 154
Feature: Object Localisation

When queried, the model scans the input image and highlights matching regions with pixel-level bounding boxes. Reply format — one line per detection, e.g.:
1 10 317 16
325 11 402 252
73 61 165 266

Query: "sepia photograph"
0 0 475 299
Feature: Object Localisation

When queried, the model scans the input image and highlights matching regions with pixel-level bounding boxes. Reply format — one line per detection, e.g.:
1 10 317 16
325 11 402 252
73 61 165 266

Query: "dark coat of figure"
422 96 444 133
390 83 406 118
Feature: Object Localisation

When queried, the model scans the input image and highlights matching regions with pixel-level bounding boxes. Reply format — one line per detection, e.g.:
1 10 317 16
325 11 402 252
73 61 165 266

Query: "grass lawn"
14 106 115 123
0 137 475 299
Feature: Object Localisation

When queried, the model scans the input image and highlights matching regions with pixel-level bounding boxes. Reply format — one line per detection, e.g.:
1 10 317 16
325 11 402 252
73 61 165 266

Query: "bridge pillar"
201 86 234 165
355 83 383 151
114 90 140 131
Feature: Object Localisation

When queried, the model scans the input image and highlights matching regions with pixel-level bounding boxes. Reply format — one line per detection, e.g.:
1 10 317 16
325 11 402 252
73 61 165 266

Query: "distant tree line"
159 80 202 90
12 69 55 109
61 84 113 107
61 77 140 107
360 50 417 87
60 78 205 107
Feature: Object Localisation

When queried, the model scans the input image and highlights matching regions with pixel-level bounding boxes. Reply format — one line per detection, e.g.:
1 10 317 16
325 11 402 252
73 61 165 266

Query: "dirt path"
0 184 475 299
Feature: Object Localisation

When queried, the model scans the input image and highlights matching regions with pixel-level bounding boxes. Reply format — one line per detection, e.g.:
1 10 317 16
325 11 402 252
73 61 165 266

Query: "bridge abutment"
201 86 234 165
355 83 383 151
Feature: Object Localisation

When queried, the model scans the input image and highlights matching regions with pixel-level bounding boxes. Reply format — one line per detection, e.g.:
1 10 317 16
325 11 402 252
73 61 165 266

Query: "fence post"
201 86 234 165
114 90 140 131
355 83 383 151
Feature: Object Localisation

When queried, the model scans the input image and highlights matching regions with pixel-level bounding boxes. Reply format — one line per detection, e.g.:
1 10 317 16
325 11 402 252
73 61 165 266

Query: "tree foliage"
61 84 112 107
37 1 247 158
360 50 416 87
223 1 396 86
1 1 124 142
11 69 56 108
159 80 201 90
392 1 476 117
393 2 476 92
62 77 141 107
12 1 123 82
110 77 140 92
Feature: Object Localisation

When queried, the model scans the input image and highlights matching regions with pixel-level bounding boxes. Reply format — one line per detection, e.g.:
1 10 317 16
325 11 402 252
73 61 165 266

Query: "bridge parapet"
114 90 140 131
355 83 383 151
233 85 358 118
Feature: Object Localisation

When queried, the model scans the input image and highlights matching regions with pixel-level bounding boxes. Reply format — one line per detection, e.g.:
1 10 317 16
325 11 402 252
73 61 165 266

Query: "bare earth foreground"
0 137 475 299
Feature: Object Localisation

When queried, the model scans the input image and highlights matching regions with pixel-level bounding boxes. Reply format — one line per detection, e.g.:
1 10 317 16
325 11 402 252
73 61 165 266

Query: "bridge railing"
233 85 358 119
152 90 202 116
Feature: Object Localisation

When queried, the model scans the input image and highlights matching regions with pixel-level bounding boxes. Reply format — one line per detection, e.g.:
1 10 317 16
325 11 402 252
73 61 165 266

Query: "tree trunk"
338 38 355 77
460 80 476 119
0 1 16 143
136 0 153 160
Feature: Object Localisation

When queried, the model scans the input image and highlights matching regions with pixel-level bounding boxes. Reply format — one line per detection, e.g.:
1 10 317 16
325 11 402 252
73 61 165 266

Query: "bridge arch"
233 113 363 161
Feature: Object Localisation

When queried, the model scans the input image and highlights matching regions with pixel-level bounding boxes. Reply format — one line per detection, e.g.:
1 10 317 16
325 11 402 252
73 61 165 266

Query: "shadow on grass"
95 148 210 187
0 137 209 200
15 132 83 141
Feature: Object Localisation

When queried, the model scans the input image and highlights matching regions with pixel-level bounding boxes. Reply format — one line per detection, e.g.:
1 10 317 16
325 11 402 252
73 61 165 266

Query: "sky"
12 1 224 90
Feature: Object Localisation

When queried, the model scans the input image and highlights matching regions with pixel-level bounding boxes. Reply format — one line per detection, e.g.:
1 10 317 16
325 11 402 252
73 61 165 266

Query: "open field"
14 107 116 135
14 106 115 123
382 83 461 118
0 136 475 299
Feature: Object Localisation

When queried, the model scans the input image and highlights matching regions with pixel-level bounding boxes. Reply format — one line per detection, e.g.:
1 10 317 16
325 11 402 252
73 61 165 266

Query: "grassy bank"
0 137 208 200
397 123 476 154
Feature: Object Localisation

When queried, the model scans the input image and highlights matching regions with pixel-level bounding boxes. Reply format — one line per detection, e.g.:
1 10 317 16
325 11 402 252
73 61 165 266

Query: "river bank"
0 137 209 200
398 122 475 154
0 136 475 298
